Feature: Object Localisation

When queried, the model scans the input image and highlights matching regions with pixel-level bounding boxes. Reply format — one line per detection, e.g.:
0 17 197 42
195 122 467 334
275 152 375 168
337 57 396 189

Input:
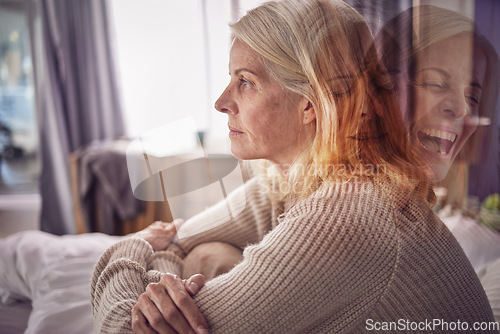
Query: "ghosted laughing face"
410 33 486 181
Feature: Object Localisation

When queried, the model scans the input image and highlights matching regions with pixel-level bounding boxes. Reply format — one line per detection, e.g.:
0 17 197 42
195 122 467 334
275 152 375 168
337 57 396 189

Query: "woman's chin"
422 152 452 182
429 164 450 183
230 146 252 161
414 147 451 182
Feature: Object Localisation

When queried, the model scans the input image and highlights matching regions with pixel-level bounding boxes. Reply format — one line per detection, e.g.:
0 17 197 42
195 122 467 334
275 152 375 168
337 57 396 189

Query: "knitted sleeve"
91 176 274 333
191 185 399 333
172 176 276 254
90 237 162 333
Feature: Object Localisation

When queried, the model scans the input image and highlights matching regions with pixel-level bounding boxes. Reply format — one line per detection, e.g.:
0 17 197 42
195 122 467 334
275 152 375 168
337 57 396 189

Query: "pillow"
481 257 500 322
441 213 500 273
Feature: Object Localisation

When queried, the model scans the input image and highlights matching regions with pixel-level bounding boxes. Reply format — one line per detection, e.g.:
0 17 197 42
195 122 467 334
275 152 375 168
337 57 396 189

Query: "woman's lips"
416 127 458 156
228 125 244 136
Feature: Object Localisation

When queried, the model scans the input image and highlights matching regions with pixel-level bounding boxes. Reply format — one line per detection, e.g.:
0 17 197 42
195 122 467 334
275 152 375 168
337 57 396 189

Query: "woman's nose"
441 92 469 119
214 86 237 115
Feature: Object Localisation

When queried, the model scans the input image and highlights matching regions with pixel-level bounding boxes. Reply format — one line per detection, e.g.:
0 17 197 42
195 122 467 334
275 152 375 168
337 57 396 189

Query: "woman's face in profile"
410 33 487 181
214 39 311 166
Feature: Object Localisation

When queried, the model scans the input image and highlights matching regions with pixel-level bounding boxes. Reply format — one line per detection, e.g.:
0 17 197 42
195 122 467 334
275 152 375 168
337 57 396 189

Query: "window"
111 0 268 152
0 1 39 194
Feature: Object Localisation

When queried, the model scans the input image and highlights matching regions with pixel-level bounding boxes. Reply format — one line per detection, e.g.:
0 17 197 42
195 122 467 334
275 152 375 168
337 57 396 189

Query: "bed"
0 231 123 334
1 214 499 333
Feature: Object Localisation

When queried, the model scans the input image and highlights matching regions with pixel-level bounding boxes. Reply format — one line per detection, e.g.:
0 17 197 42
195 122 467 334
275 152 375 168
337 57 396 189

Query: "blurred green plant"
482 194 500 211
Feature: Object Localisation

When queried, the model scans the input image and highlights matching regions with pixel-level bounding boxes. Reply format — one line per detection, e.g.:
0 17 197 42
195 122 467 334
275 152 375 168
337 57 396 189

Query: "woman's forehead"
228 39 268 77
416 34 487 86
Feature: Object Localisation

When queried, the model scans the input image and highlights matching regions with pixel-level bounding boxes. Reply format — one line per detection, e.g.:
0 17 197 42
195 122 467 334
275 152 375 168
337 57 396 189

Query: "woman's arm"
91 238 157 333
92 182 397 333
90 237 208 333
188 194 398 333
130 185 399 333
91 177 275 333
172 176 276 254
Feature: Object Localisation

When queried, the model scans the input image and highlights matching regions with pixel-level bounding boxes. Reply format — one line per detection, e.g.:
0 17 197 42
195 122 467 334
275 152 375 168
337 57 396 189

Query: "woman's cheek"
461 122 477 146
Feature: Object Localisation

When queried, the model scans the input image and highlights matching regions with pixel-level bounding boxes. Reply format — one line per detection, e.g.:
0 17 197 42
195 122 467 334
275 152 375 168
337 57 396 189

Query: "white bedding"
0 231 122 334
441 213 500 274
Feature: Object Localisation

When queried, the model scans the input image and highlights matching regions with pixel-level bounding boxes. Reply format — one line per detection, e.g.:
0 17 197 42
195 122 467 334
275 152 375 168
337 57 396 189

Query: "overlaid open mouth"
417 128 457 155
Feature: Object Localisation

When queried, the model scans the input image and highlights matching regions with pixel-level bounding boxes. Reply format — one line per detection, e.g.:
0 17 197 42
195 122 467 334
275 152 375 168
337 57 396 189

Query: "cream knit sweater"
91 177 496 333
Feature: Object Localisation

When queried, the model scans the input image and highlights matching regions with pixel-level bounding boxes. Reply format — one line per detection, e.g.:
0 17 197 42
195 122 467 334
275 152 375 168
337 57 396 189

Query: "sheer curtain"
469 0 500 200
27 0 125 234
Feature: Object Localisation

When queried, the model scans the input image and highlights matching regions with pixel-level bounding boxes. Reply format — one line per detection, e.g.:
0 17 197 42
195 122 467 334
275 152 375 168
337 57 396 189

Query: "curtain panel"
26 0 125 234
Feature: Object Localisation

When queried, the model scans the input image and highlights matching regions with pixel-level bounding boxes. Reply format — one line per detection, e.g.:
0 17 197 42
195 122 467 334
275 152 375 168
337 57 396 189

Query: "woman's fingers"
146 281 197 334
183 274 206 296
131 294 175 334
131 305 154 334
134 220 182 251
134 273 208 333
160 273 209 334
146 282 193 333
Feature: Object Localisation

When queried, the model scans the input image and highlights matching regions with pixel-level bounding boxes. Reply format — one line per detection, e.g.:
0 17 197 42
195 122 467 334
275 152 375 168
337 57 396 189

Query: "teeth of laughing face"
423 128 457 143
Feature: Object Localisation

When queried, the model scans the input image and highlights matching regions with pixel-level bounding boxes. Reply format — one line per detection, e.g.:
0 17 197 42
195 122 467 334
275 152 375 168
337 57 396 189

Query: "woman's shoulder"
292 178 402 215
283 178 441 242
281 179 401 240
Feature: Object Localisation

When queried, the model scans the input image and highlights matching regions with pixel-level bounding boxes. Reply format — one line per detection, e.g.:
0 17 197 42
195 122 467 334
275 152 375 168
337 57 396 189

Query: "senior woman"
91 0 495 333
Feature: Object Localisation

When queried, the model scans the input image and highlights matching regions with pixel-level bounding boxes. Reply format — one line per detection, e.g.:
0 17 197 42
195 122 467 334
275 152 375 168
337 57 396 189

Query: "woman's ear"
301 98 316 125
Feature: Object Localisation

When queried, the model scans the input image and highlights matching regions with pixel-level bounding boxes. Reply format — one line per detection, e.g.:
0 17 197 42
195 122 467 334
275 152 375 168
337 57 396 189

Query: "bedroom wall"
0 193 40 238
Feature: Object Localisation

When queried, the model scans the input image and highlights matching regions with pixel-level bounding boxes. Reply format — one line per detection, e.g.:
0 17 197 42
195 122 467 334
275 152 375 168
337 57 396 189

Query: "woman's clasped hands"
132 273 208 334
132 220 209 334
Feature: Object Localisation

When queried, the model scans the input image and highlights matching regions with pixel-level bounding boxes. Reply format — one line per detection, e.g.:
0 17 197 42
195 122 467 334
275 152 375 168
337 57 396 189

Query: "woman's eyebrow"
471 81 483 90
417 67 450 78
234 68 259 76
418 67 483 89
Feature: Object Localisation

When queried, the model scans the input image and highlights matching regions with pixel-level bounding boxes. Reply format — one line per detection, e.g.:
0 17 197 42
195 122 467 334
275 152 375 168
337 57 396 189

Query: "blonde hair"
232 0 431 201
376 5 500 163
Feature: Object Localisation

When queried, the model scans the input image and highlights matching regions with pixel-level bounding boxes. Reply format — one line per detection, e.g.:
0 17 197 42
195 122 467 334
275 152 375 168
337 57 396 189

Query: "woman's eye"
465 86 482 107
422 82 444 89
466 94 480 106
412 80 447 92
239 78 252 88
